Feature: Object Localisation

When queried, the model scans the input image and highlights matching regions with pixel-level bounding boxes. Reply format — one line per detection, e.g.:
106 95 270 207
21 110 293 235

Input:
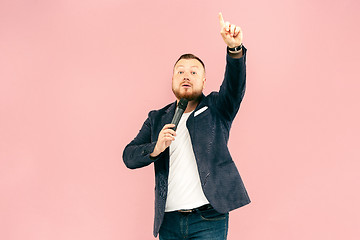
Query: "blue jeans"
159 205 229 240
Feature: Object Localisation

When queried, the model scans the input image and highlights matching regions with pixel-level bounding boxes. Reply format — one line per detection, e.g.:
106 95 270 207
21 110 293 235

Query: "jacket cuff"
226 45 247 63
143 142 159 161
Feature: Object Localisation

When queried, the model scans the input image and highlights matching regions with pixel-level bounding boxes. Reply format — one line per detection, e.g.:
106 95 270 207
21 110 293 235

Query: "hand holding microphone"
150 99 188 158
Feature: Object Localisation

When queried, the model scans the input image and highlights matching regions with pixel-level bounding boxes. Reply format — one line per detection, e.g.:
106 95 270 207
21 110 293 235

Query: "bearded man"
123 13 250 240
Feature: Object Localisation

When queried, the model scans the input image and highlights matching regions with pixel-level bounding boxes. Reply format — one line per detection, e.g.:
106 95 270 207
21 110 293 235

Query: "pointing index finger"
218 12 225 28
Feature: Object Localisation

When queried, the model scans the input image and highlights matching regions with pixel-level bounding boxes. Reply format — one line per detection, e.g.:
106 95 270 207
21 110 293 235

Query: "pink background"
1 0 359 239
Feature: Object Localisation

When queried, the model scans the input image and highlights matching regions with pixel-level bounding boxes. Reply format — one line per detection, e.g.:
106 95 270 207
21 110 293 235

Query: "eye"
178 71 184 74
191 71 197 75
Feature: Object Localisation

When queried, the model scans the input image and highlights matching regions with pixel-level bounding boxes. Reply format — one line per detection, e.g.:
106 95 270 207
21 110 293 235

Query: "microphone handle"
170 108 185 131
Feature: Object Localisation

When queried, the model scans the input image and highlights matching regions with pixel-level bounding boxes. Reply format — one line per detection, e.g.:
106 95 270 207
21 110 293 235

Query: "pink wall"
1 0 359 239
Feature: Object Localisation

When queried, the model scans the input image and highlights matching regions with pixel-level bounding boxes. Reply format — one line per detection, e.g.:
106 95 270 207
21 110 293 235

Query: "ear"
202 78 206 89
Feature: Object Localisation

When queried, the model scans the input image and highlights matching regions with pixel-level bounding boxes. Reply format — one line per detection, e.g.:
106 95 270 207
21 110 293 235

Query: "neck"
184 100 198 113
176 94 203 113
176 99 199 113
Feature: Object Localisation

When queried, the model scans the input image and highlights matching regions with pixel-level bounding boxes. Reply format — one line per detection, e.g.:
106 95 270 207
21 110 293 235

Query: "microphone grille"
178 98 188 110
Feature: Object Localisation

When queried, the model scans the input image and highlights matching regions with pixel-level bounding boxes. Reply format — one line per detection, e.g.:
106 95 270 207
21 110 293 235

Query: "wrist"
150 145 160 157
227 43 243 54
150 150 158 158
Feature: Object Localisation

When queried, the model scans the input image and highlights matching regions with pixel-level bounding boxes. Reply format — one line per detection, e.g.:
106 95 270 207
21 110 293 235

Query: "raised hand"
219 12 243 48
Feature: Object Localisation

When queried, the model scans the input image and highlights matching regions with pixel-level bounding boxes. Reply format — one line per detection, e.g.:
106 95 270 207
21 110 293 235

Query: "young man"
123 13 250 239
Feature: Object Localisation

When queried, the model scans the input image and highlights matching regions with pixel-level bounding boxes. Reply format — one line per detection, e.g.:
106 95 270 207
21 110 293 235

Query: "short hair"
174 53 206 72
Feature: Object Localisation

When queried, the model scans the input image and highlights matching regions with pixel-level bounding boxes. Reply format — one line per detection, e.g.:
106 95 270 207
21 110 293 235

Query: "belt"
177 204 212 213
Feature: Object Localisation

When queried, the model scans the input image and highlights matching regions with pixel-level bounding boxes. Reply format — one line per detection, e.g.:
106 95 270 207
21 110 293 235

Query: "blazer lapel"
186 94 207 135
162 101 177 128
156 101 177 173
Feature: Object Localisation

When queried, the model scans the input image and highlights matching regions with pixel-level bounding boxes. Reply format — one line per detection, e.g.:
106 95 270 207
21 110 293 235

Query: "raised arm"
216 13 247 121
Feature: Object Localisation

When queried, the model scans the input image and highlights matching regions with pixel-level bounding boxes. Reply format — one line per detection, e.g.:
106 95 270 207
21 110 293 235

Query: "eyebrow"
175 65 200 69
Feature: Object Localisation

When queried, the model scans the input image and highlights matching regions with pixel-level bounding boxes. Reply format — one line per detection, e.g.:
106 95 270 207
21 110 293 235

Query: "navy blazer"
123 47 251 237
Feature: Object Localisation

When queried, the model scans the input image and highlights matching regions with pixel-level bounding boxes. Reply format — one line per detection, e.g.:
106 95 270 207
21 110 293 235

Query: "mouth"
181 83 192 88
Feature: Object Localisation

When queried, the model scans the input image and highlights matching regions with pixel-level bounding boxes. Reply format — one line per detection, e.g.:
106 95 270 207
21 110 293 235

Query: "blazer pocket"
194 106 208 117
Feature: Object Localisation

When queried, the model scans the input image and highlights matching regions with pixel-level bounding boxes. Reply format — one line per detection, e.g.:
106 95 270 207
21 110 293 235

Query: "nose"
183 72 190 80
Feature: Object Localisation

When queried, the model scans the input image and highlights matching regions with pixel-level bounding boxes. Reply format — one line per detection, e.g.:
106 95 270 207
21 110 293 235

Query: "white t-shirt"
165 111 209 212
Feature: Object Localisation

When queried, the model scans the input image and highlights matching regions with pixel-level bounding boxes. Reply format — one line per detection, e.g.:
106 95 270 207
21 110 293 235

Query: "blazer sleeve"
215 46 247 121
122 114 158 169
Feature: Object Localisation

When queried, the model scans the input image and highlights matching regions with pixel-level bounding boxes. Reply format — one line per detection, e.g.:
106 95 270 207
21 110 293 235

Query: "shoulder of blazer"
148 101 177 119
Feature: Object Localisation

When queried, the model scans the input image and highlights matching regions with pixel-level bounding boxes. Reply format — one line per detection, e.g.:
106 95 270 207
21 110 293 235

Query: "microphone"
171 98 188 131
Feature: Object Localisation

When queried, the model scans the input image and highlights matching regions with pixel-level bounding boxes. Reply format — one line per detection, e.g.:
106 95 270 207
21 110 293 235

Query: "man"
123 13 250 239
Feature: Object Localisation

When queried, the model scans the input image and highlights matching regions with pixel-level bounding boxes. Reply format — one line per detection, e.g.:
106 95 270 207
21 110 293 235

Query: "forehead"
174 58 204 70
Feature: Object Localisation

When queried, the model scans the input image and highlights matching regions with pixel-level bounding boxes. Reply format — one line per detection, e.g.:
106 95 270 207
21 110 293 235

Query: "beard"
172 87 202 102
